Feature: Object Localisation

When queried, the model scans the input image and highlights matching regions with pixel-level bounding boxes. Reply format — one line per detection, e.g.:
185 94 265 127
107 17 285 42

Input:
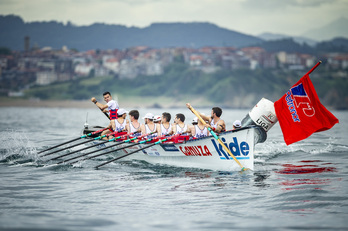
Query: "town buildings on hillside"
1 45 348 96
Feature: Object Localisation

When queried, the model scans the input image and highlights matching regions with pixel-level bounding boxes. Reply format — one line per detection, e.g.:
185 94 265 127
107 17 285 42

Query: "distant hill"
254 38 315 54
250 36 348 55
0 15 263 51
315 37 348 53
302 17 348 41
257 32 318 46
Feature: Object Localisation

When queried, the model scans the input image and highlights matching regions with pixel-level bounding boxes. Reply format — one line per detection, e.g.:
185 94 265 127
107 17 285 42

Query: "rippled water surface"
0 107 347 231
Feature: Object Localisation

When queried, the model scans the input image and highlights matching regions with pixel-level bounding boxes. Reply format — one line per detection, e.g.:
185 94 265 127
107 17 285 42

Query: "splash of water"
0 130 39 165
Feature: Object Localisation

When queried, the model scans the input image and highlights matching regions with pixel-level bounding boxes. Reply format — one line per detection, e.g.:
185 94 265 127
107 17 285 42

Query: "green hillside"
24 62 348 109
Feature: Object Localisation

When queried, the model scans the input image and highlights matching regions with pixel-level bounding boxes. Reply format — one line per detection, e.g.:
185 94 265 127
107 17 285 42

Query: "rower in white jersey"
186 115 210 139
172 113 187 135
186 103 226 133
140 113 161 139
154 115 162 124
160 112 172 135
193 117 210 138
114 108 128 132
125 110 141 136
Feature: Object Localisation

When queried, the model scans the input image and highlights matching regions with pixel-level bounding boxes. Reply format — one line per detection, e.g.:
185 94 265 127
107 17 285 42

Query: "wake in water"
0 130 39 165
255 132 345 160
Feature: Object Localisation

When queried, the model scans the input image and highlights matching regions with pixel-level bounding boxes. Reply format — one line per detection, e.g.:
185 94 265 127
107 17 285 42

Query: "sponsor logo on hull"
211 137 250 160
179 145 212 156
160 144 180 152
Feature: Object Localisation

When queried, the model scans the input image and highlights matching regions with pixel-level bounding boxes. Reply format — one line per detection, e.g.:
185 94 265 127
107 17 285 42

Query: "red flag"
274 62 339 145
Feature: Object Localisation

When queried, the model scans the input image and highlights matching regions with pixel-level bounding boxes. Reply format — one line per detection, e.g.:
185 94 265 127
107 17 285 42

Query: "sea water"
0 107 347 231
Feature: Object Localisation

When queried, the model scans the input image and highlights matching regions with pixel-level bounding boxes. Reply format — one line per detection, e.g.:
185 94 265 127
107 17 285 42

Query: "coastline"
0 97 213 109
0 99 96 108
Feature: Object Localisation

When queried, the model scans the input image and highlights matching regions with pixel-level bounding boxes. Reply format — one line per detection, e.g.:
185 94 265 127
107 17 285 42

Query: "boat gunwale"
85 125 263 146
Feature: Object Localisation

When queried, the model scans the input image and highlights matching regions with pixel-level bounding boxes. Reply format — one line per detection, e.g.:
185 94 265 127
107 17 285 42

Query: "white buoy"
241 98 278 132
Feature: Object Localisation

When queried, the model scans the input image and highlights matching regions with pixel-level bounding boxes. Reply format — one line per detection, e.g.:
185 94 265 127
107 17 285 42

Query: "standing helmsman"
91 91 119 131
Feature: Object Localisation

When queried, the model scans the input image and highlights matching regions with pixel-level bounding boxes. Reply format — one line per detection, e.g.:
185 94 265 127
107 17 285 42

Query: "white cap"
142 113 154 120
192 113 204 123
117 108 128 116
154 115 161 122
233 120 242 128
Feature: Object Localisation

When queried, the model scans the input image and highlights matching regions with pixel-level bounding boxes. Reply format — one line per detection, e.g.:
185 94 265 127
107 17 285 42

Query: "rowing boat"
82 98 277 171
84 125 266 171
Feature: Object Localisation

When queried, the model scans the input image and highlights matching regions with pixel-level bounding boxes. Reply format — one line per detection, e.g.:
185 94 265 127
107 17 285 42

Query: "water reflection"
276 160 337 191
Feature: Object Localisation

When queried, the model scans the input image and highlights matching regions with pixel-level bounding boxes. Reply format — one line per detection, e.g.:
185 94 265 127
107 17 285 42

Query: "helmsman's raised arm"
91 97 108 111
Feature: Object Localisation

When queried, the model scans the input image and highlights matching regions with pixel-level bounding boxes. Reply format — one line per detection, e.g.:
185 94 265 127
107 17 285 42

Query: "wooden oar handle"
186 103 248 171
91 97 110 120
186 103 207 126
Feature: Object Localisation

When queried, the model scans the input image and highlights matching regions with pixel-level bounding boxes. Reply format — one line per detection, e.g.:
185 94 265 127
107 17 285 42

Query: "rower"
154 115 162 124
91 91 119 131
100 108 128 140
186 103 226 133
160 112 172 136
232 120 242 130
140 113 161 139
186 116 210 139
172 113 187 135
114 108 128 132
126 110 141 136
191 117 198 126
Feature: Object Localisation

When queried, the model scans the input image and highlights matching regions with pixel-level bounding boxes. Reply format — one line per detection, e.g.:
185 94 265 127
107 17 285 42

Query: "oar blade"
94 134 174 169
38 128 107 154
38 137 81 154
95 143 156 169
40 138 96 158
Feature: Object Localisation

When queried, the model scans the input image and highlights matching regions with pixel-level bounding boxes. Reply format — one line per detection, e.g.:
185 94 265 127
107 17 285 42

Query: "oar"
102 110 110 120
63 132 156 165
40 130 119 158
93 99 110 120
186 103 248 171
50 132 136 161
95 134 178 169
38 127 108 154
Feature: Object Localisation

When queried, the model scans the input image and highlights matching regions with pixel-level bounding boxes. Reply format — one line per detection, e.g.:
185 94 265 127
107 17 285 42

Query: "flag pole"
306 61 322 75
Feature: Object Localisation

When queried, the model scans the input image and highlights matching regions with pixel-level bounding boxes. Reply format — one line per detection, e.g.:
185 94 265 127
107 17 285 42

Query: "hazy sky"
1 0 347 36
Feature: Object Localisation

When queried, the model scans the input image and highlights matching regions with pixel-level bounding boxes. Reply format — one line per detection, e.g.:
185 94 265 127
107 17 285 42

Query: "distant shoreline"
0 98 212 109
0 99 96 108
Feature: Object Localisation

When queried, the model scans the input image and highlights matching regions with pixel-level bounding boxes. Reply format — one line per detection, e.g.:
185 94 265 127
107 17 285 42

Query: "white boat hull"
82 98 275 171
111 126 264 171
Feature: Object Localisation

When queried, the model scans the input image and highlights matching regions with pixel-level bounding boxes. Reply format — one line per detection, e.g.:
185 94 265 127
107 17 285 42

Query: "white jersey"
210 118 220 129
194 125 208 139
130 121 141 136
145 124 158 139
161 123 172 136
107 100 119 111
175 124 187 135
115 118 127 132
